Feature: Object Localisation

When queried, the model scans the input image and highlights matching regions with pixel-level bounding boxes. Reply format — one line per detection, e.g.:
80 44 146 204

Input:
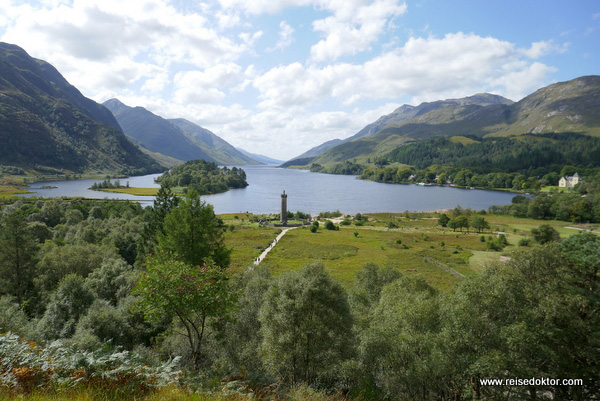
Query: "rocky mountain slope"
0 42 163 174
306 76 600 166
104 99 260 165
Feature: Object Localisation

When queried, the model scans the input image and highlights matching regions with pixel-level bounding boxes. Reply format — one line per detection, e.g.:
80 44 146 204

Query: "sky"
0 1 598 160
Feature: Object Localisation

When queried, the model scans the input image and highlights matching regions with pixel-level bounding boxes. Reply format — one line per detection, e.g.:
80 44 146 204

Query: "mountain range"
103 99 263 166
0 42 162 175
2 40 599 176
289 76 600 167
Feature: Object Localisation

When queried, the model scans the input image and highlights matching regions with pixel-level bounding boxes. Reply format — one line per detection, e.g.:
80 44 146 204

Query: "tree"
220 266 273 376
0 212 39 306
443 240 600 400
455 215 470 233
35 243 118 306
471 216 490 233
531 224 560 244
133 253 234 370
259 261 353 385
359 276 446 400
324 220 336 230
140 183 180 257
37 274 95 340
437 213 450 227
84 258 135 306
447 218 459 232
354 262 402 307
157 190 231 268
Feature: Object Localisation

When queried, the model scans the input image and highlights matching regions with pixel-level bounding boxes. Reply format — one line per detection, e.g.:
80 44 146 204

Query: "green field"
218 212 596 291
0 185 29 197
96 187 160 196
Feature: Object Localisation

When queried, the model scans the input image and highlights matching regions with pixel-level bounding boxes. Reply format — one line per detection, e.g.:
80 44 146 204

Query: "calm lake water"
20 166 518 214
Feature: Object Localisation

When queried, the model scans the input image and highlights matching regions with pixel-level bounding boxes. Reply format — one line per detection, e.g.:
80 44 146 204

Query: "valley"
1 37 599 401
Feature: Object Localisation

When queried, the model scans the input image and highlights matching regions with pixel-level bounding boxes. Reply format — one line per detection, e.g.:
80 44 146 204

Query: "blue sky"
0 0 598 159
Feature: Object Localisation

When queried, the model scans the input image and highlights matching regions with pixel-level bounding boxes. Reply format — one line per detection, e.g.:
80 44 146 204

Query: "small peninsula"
90 159 248 196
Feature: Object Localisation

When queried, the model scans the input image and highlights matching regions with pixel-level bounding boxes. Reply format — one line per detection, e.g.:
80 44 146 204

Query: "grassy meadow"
219 211 596 291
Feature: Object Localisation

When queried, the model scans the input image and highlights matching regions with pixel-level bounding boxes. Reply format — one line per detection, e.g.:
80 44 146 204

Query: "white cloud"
216 10 242 29
141 70 170 93
173 63 244 104
0 1 575 160
254 32 559 109
269 20 295 51
239 30 264 46
310 0 407 62
522 40 568 59
219 0 407 61
0 0 256 98
217 0 313 15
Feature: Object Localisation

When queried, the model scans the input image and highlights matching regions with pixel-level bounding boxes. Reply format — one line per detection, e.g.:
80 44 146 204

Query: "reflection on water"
20 166 518 214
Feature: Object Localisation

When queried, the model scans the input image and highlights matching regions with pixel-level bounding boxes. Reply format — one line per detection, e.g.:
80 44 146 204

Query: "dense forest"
156 159 248 194
0 188 598 400
384 133 600 172
311 133 600 193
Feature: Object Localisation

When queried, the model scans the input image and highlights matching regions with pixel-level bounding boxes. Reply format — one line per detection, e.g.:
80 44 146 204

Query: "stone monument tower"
281 190 288 225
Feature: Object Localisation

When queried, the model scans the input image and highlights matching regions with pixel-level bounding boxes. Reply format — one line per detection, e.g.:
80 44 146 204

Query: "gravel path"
253 226 299 265
252 215 350 266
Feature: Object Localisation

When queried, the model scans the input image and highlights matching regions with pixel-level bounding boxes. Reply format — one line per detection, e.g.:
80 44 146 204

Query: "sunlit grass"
247 212 599 290
96 187 160 196
261 225 482 291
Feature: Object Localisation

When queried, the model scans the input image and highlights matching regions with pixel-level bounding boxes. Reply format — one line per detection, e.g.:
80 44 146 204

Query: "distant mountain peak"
302 76 600 166
0 42 162 174
104 98 262 165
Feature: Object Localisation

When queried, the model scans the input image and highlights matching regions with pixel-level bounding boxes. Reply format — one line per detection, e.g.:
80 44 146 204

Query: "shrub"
0 333 181 396
531 224 560 244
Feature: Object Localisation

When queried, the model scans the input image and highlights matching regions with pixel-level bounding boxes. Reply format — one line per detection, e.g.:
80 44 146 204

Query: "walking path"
253 226 299 265
252 215 349 266
424 256 465 279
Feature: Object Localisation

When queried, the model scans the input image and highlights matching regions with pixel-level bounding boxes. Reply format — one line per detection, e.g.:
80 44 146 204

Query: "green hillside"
0 42 163 175
169 118 260 165
104 99 260 165
308 76 600 167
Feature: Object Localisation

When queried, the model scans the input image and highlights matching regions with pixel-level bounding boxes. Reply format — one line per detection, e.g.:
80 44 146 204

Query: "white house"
558 172 581 188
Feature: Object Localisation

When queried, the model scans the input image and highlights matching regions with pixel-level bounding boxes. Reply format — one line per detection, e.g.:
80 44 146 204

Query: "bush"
531 224 560 244
324 220 336 230
0 333 181 396
518 238 531 246
486 234 508 251
310 225 318 233
319 210 342 219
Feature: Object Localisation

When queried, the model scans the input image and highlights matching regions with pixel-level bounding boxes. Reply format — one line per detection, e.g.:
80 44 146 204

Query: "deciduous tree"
259 261 353 385
134 254 234 370
157 190 230 268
